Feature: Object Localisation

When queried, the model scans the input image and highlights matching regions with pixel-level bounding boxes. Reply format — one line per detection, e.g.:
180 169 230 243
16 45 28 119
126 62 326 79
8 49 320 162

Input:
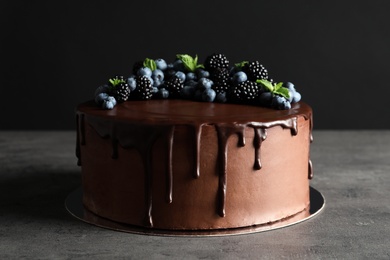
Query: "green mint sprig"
109 77 125 87
176 54 204 72
257 79 290 99
234 61 248 69
143 58 157 71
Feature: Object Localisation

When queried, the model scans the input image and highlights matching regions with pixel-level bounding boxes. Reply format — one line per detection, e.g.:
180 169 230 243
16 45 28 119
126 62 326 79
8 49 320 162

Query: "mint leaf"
257 79 274 92
257 79 290 99
143 58 157 71
177 54 194 71
274 87 290 98
109 78 125 87
176 54 204 72
273 82 284 92
235 61 248 69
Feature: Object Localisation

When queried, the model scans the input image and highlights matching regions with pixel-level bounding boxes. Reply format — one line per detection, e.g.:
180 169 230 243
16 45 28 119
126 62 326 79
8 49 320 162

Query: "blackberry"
135 75 153 100
230 80 260 102
113 82 130 102
211 67 231 94
243 61 268 81
165 75 184 97
108 75 130 102
204 53 230 72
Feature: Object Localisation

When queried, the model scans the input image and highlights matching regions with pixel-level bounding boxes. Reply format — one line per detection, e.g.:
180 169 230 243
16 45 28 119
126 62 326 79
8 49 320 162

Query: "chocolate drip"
310 113 314 143
75 113 85 166
253 127 267 170
249 117 298 136
166 126 175 203
192 124 202 179
215 124 246 217
143 143 154 227
308 159 313 179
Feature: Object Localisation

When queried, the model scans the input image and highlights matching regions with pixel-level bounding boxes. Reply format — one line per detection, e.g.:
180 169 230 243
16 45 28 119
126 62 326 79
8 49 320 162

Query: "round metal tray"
65 186 325 237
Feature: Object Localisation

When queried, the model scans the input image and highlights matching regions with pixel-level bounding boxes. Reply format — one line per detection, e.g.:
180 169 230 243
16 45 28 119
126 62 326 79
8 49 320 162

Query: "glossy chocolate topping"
77 100 312 125
76 100 313 228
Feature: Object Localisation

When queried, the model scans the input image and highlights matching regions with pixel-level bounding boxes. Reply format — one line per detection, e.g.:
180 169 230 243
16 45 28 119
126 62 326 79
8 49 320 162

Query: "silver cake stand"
65 186 325 237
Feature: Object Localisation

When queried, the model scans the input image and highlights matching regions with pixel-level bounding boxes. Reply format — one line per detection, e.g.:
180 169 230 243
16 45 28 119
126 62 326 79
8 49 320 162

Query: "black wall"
1 1 389 130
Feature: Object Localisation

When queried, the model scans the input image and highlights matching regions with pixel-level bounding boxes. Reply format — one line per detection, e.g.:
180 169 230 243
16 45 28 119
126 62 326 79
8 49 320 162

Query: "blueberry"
137 67 152 77
196 69 210 79
186 72 197 82
272 95 291 110
106 96 117 106
164 68 176 80
153 78 164 88
280 99 291 109
155 59 168 71
102 100 115 110
202 88 216 102
94 84 110 97
152 69 164 82
146 76 154 86
175 71 186 83
127 76 137 91
258 92 273 106
95 92 109 105
271 95 284 107
232 71 248 85
215 92 228 103
185 79 198 87
284 82 295 91
180 86 196 99
173 59 185 71
292 91 301 103
157 88 169 99
197 77 213 90
287 89 295 103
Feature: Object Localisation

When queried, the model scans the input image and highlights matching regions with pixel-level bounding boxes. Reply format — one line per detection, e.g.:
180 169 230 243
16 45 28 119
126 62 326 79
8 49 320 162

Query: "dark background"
1 1 389 130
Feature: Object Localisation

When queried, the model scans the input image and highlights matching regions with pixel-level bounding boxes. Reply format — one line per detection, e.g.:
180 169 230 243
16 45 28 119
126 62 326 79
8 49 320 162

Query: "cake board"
65 186 325 237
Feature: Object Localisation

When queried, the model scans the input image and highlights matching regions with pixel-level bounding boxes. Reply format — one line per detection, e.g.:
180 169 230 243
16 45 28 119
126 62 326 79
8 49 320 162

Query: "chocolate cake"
75 53 314 231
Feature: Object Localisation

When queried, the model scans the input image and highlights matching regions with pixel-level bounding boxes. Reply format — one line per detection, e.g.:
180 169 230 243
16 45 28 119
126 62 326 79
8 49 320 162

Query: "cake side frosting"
76 100 313 229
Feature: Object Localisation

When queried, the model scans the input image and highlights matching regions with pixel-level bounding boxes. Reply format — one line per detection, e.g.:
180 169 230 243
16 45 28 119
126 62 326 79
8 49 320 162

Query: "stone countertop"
1 130 389 259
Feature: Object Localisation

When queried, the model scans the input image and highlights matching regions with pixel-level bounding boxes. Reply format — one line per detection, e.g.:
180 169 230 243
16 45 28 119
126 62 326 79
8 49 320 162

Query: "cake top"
93 53 303 111
78 99 311 126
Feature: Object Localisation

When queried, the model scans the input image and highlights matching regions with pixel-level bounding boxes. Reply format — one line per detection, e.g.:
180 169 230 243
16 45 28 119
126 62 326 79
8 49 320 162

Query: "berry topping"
108 76 130 103
113 82 131 102
230 80 260 102
155 58 168 71
201 88 217 102
243 61 269 81
93 53 303 110
165 75 184 97
135 75 153 100
211 67 231 94
204 53 230 72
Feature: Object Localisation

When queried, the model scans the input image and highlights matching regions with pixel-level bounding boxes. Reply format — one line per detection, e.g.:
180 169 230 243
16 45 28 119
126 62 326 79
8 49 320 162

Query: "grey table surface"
0 130 389 259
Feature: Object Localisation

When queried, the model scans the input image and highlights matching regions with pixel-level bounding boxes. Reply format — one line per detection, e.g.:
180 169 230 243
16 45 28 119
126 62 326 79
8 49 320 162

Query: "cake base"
65 186 324 237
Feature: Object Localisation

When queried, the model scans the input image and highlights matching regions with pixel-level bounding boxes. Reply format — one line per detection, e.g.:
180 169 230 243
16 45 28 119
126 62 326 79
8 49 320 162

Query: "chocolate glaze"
76 100 313 227
308 159 314 179
75 113 85 166
253 127 267 170
215 124 246 217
